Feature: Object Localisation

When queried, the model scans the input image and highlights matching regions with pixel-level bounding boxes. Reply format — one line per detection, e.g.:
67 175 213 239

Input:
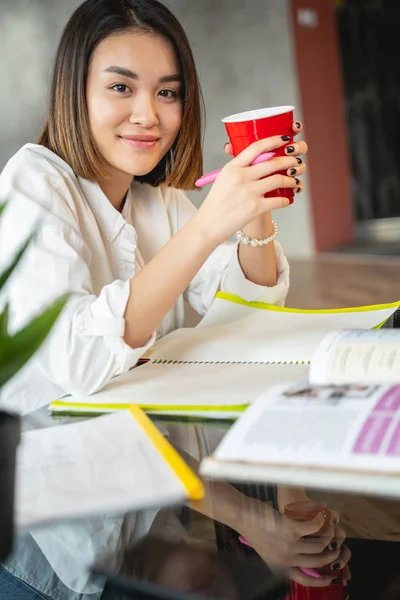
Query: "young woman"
0 0 350 598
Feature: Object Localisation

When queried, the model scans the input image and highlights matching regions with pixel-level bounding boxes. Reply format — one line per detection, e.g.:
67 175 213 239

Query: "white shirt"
0 143 290 594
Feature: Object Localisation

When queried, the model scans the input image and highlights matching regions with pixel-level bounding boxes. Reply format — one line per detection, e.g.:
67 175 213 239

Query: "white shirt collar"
78 178 134 243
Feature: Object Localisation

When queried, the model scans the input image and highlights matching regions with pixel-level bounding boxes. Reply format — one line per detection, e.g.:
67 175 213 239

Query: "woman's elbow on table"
35 298 152 397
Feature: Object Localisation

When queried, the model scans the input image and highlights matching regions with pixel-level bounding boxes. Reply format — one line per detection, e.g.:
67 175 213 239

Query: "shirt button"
79 323 88 332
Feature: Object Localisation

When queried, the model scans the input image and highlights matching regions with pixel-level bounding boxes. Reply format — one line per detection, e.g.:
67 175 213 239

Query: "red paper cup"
222 106 295 203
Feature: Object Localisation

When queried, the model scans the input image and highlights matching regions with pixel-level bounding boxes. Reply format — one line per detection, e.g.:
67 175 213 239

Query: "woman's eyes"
110 84 179 99
111 83 131 93
158 89 178 99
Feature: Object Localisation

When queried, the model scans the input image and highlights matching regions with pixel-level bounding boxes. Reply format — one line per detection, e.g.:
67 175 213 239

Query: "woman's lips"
119 135 159 149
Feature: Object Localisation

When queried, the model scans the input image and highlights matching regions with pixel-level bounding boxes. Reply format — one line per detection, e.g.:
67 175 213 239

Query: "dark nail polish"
224 142 229 149
295 178 300 185
281 135 291 141
330 541 338 550
332 563 340 571
295 121 301 128
296 187 301 194
289 168 296 175
296 157 303 164
286 145 295 154
331 578 340 585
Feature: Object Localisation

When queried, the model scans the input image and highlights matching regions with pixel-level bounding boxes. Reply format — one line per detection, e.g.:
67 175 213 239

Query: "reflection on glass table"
125 416 400 600
96 535 288 600
4 409 400 600
87 412 400 600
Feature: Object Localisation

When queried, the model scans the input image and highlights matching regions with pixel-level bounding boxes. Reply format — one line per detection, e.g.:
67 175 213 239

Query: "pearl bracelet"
236 220 278 247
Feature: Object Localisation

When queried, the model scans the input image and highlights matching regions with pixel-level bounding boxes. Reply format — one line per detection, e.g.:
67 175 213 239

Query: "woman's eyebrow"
103 65 181 83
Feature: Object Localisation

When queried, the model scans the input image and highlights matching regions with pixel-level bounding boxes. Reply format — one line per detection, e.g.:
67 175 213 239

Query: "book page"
15 411 188 529
147 305 398 365
207 382 400 474
310 329 400 385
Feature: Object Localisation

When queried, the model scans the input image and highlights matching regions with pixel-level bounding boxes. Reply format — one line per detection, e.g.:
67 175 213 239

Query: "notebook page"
51 363 309 414
147 306 397 364
15 411 189 528
197 294 399 330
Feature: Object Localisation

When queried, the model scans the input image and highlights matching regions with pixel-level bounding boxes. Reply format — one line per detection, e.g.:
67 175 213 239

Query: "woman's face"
86 31 183 180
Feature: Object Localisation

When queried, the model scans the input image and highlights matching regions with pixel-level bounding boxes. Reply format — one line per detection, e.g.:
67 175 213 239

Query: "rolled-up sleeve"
0 180 154 398
173 190 290 315
220 240 290 304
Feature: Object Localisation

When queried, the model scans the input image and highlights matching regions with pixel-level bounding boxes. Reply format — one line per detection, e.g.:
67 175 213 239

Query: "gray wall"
0 0 315 257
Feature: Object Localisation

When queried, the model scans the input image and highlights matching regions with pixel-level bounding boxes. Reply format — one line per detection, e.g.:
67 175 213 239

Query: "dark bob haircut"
38 0 204 189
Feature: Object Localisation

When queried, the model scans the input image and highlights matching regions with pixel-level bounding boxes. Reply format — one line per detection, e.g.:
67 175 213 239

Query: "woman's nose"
129 95 159 128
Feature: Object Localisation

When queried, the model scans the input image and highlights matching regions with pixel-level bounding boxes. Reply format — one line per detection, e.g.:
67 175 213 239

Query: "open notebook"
50 293 400 418
16 406 203 529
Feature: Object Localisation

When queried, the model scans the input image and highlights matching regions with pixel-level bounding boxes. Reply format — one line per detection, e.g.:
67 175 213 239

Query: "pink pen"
238 536 322 580
195 151 275 187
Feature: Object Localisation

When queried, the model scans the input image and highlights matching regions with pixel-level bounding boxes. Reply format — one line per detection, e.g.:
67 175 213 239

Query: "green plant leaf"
0 202 6 217
0 303 9 337
0 294 69 389
0 233 35 292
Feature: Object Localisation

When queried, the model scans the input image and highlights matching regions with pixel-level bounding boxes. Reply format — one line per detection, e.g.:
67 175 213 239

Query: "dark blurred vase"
0 410 20 561
393 309 400 329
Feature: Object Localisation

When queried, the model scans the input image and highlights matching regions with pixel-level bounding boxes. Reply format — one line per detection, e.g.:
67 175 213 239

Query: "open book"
309 328 400 385
16 406 203 529
50 293 400 418
200 328 400 498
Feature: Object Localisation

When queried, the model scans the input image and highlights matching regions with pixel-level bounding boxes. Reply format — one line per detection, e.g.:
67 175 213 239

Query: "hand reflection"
239 500 351 588
175 447 351 591
121 537 235 597
116 536 286 600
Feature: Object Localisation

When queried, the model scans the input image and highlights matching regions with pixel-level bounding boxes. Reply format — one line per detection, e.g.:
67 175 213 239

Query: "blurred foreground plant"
0 201 68 561
0 202 68 390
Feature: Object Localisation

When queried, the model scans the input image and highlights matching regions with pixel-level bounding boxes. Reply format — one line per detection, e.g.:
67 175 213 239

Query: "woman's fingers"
292 120 303 134
254 174 298 199
294 512 330 538
293 546 342 569
224 142 234 156
327 524 346 552
330 510 340 527
232 136 288 167
257 195 291 213
295 524 336 556
222 132 307 204
248 155 307 180
341 564 351 587
294 180 303 194
329 545 351 573
289 568 340 588
286 163 306 177
225 125 306 165
288 548 351 591
295 533 336 557
334 524 346 547
284 140 308 157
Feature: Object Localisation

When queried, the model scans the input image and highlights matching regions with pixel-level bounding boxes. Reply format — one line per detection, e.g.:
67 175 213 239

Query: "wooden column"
290 0 354 251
